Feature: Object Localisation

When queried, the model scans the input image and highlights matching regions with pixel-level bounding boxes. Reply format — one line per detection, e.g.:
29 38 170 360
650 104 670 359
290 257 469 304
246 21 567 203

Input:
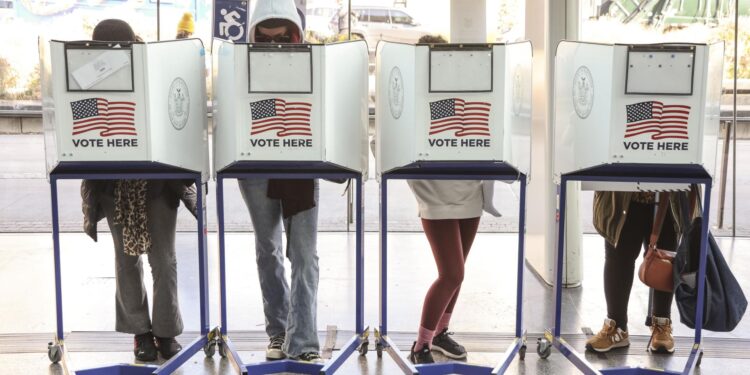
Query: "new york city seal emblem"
388 66 404 119
168 77 189 130
572 66 594 119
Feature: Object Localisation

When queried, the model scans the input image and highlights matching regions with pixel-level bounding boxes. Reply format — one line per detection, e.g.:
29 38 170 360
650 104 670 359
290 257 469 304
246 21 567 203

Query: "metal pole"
157 0 161 41
718 121 730 228
732 0 738 237
347 0 352 40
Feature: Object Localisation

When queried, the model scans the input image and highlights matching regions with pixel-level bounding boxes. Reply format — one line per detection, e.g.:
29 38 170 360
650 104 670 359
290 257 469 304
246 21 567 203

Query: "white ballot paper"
71 50 131 90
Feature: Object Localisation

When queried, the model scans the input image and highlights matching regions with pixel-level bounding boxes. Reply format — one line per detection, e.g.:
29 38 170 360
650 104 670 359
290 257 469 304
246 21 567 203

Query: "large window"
0 0 212 107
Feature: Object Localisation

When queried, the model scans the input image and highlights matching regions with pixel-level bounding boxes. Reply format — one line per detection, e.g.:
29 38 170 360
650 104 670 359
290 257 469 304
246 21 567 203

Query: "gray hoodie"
248 0 304 43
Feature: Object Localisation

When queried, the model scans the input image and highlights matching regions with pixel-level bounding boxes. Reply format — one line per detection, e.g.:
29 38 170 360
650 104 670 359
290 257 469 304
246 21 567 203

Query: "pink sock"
436 313 452 334
415 326 435 350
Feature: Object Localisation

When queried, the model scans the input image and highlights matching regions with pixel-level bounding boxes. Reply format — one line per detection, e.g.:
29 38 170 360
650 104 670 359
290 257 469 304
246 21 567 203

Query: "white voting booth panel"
41 39 209 180
375 41 532 176
553 41 724 190
211 39 369 176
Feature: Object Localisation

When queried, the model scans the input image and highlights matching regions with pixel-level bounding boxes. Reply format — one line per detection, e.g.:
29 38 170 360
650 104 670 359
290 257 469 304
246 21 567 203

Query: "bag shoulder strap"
649 192 670 250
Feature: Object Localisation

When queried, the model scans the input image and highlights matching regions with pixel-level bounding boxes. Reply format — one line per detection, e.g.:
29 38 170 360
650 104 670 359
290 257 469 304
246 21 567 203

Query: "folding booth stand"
41 38 211 374
542 41 724 374
210 39 369 374
374 41 532 375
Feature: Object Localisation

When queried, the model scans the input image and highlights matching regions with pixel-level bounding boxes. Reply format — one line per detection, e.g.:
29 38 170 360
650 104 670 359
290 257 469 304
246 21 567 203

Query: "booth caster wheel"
376 342 384 358
537 338 551 359
47 342 62 363
218 342 228 358
519 345 527 361
358 341 368 356
696 351 703 367
204 341 216 357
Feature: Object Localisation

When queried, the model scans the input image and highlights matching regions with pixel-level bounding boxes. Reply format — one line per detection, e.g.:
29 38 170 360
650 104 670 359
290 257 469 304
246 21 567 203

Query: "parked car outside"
332 6 431 51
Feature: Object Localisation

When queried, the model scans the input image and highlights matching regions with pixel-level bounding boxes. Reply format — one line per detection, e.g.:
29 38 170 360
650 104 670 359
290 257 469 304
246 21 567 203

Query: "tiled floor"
0 232 748 374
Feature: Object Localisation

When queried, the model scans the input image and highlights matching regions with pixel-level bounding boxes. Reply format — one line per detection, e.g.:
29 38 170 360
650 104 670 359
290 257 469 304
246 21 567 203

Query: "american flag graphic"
250 99 312 137
70 98 137 137
624 101 691 140
429 98 492 137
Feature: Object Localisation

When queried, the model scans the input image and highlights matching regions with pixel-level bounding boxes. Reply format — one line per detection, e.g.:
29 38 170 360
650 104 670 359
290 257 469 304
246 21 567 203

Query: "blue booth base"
242 359 324 374
416 362 494 375
74 364 160 375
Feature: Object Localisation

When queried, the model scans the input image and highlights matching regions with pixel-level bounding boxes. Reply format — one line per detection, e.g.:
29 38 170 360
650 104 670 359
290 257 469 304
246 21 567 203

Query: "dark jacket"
81 179 197 241
593 190 699 247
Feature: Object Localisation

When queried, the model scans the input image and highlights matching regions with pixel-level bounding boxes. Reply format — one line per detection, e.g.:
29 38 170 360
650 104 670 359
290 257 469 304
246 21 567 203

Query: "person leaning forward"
237 0 324 364
81 19 198 363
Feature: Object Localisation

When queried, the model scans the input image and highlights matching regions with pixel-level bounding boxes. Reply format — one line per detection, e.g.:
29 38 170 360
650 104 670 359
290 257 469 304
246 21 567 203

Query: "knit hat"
177 12 195 34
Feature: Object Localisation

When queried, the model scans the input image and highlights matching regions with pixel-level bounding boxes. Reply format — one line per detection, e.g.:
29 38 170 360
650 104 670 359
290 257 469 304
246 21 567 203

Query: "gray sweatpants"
237 178 320 357
100 190 183 338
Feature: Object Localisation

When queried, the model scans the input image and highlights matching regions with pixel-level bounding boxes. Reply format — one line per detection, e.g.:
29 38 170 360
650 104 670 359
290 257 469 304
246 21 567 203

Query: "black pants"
604 201 677 331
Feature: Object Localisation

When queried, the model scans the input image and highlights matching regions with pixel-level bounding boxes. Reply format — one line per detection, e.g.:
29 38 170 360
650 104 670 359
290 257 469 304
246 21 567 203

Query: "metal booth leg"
547 176 597 374
214 176 246 374
492 176 528 374
320 175 370 374
682 181 713 373
48 176 69 369
154 178 212 374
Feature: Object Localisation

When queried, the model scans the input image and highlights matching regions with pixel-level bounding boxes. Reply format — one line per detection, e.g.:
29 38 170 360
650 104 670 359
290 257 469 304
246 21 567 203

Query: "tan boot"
649 316 675 354
585 318 630 353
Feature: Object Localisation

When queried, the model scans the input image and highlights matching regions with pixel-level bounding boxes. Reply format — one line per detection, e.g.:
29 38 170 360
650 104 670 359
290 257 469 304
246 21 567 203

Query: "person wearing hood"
237 0 322 363
80 19 198 362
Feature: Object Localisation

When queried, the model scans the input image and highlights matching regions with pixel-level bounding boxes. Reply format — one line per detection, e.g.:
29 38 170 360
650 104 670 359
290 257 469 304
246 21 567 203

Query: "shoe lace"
646 319 672 351
301 352 321 361
597 324 615 339
270 334 285 347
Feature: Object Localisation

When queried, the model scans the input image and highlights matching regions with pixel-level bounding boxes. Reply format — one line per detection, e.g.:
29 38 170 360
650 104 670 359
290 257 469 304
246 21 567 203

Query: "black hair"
418 35 447 44
92 19 137 42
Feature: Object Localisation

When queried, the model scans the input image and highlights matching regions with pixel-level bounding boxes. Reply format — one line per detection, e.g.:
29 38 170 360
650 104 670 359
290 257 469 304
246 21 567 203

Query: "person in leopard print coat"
79 19 198 363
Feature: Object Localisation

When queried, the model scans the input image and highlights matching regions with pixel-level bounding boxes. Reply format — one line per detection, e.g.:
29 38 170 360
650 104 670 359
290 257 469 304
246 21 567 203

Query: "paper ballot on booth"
70 50 132 90
212 40 369 177
65 46 134 91
42 39 209 180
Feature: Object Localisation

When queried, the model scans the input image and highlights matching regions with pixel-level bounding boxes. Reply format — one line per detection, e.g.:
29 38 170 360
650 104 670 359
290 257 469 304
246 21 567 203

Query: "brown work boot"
649 316 675 354
585 318 630 353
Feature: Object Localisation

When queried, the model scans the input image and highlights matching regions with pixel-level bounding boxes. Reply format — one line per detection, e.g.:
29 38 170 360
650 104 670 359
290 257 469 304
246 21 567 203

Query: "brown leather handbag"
638 192 676 293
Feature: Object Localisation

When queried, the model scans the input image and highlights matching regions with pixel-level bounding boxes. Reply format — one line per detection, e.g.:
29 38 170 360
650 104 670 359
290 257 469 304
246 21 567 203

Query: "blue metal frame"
549 163 713 375
377 161 527 375
214 161 367 375
48 161 211 375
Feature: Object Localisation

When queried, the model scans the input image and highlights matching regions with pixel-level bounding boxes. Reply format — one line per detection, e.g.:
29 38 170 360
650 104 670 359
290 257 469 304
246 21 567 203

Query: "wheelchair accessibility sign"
213 0 248 42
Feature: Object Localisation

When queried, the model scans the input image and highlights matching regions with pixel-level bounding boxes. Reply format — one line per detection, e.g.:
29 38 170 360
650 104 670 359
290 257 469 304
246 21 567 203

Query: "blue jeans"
237 178 320 356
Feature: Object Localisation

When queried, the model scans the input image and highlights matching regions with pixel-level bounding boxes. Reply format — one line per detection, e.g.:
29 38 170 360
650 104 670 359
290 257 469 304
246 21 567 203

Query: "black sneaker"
408 341 434 364
431 328 467 359
154 336 182 359
290 351 324 363
133 332 157 362
266 333 286 360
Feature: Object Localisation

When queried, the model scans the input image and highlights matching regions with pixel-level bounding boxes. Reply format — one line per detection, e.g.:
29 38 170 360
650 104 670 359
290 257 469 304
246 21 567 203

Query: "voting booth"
210 38 371 375
373 41 534 375
211 39 369 176
544 41 725 375
375 41 532 176
553 41 724 190
39 38 212 374
40 38 209 181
